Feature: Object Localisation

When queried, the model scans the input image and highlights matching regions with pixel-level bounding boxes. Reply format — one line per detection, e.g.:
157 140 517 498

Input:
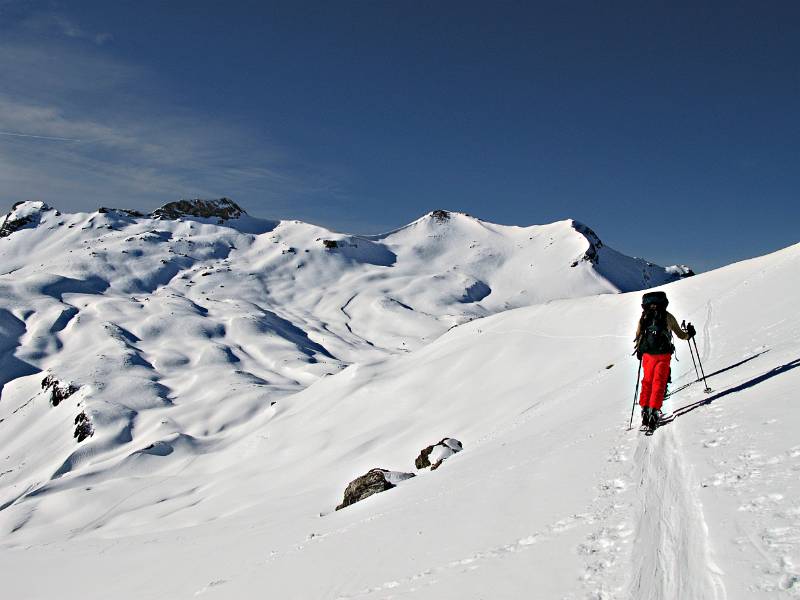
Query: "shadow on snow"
667 356 800 422
665 350 771 399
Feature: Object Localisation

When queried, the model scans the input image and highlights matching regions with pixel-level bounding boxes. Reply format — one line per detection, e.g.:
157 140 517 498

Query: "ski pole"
692 337 712 393
628 358 642 430
682 320 701 381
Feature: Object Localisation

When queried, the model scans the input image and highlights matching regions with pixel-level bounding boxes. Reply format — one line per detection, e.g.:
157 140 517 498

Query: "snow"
0 200 798 599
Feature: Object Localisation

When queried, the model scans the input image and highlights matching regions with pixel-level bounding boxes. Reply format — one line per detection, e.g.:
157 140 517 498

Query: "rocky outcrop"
415 438 463 470
151 198 245 222
335 468 415 511
74 411 93 442
431 209 451 223
0 201 49 238
41 375 78 407
322 239 339 249
98 207 145 217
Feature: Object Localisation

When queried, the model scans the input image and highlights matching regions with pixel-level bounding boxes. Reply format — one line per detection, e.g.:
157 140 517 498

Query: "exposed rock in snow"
415 438 463 470
431 209 451 223
73 411 93 442
41 375 78 407
0 201 50 238
98 207 145 218
151 198 245 222
335 468 415 510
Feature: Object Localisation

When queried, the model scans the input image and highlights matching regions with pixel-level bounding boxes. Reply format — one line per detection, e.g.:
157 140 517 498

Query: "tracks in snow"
627 426 726 600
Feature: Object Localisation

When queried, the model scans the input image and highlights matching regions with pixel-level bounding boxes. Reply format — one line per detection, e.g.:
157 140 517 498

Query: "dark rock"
73 411 93 443
322 239 339 249
0 215 33 238
151 198 244 221
0 202 50 238
42 375 79 407
335 468 415 511
431 209 450 223
415 438 463 470
98 207 145 218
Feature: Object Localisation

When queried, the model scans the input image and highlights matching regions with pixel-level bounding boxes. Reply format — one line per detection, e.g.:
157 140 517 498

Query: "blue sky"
1 1 798 271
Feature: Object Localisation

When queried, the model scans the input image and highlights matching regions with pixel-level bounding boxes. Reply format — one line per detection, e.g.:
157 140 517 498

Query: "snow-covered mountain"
3 199 796 599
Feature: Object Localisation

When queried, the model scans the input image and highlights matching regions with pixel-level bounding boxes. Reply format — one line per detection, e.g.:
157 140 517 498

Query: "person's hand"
686 323 696 339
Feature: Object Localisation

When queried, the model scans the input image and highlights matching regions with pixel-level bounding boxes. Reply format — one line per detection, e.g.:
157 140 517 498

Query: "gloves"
686 323 696 339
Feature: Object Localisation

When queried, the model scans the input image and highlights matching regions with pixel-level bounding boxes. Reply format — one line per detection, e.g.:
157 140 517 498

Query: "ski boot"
640 407 651 430
647 409 662 432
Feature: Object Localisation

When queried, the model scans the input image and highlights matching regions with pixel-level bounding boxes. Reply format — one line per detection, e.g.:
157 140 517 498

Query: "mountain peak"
0 200 51 238
570 220 604 265
150 198 245 222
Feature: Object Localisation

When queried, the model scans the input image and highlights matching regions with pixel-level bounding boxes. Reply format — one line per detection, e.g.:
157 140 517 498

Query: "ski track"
627 426 726 600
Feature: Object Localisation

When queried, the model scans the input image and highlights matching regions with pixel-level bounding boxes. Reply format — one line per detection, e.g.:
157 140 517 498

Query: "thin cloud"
0 29 341 216
0 130 82 142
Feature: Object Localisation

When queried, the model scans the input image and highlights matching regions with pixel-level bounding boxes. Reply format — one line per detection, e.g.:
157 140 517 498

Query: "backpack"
642 290 668 308
637 309 674 357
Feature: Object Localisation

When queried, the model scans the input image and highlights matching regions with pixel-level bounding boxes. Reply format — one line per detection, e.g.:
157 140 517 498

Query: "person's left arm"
667 312 690 340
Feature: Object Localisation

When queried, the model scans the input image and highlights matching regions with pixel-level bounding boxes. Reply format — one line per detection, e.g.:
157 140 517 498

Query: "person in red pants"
634 291 695 429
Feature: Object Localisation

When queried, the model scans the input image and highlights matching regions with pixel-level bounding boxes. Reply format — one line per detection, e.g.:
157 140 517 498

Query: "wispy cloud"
0 130 82 142
0 12 343 217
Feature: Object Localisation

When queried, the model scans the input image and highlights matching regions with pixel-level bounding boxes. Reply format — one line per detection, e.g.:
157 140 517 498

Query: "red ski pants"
639 353 671 410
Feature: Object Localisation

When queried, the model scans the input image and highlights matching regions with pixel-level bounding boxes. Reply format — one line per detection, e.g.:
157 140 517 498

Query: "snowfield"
0 200 797 599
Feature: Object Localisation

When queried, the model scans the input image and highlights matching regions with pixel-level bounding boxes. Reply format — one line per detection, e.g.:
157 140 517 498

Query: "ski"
640 413 675 435
658 412 675 425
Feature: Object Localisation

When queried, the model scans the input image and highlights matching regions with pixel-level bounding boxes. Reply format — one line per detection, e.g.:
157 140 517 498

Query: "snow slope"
1 200 797 599
0 200 684 523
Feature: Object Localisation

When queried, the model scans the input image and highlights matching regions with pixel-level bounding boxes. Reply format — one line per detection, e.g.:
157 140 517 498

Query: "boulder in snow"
41 375 79 407
415 437 463 470
335 468 415 511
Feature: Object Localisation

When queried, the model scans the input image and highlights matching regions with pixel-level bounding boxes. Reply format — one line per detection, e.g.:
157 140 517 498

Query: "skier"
634 291 695 430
